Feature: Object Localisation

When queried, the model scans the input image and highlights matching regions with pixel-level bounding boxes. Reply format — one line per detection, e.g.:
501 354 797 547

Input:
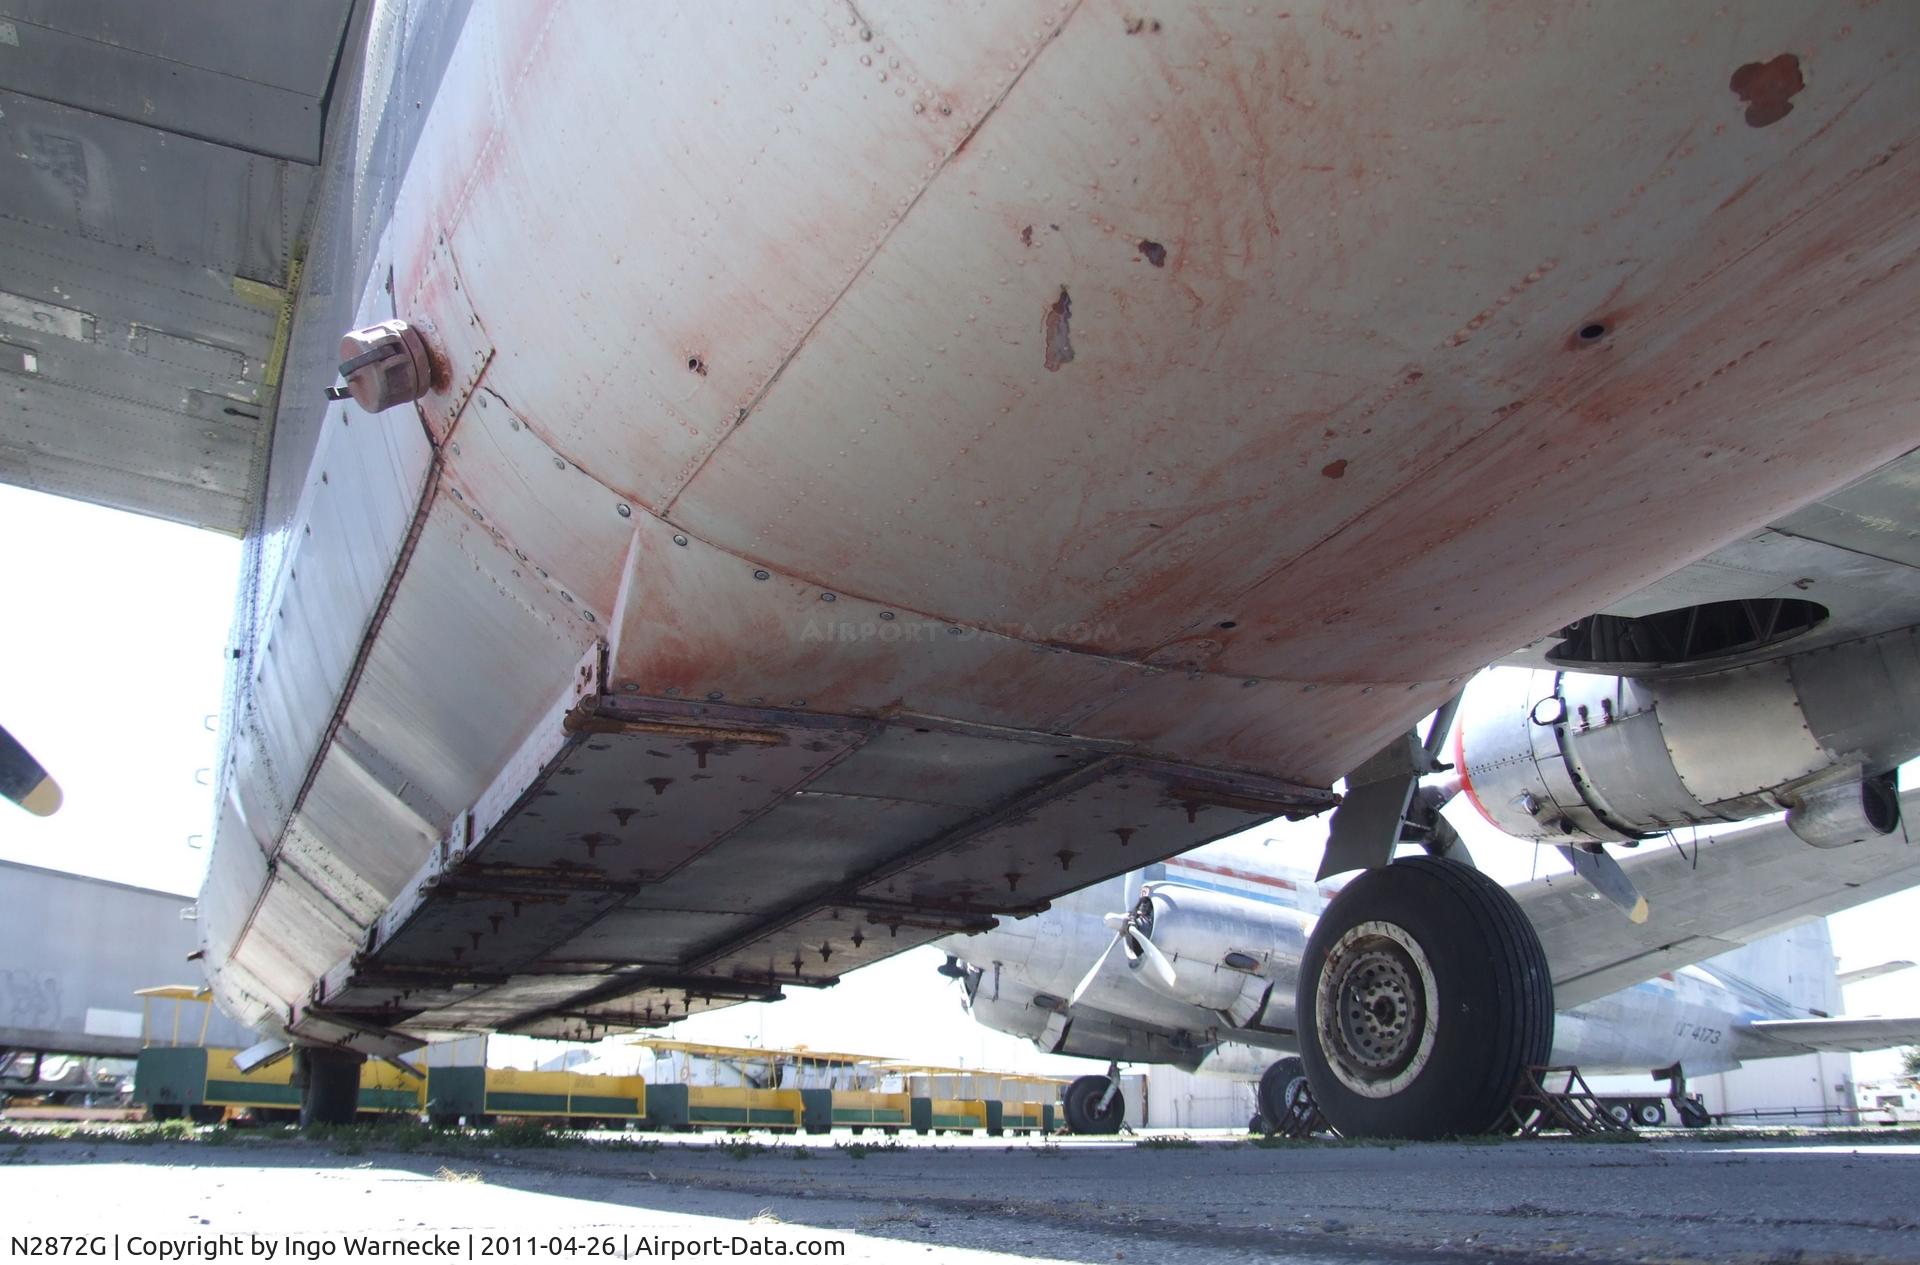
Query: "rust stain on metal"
1321 458 1348 479
1137 239 1167 267
1717 173 1763 211
1730 54 1804 127
1043 286 1074 371
564 707 786 746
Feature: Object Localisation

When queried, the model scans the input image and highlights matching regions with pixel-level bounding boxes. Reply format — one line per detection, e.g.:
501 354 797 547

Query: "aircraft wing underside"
0 1 361 534
1515 785 1920 1010
1500 446 1920 675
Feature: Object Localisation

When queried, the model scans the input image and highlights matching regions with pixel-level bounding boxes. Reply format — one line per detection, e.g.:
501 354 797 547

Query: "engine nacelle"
1455 626 1916 849
963 971 1217 1069
1128 883 1311 1031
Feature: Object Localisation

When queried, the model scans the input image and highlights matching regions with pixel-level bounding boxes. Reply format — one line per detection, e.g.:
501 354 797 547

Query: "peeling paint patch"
1021 225 1034 247
687 354 707 376
1138 239 1167 267
1043 287 1074 371
1321 458 1348 480
1124 16 1162 34
1730 54 1804 128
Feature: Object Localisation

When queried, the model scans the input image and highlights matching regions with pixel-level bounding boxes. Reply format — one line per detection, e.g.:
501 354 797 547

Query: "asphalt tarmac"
3 1127 1916 1264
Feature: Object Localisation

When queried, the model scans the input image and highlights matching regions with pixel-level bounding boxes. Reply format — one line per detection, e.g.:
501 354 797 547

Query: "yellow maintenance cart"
880 1064 1063 1136
423 1063 647 1126
130 987 423 1122
634 1040 833 1131
634 1040 1060 1135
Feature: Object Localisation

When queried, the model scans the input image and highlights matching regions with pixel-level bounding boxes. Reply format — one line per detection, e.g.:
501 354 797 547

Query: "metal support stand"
1499 1066 1636 1137
1267 1077 1331 1138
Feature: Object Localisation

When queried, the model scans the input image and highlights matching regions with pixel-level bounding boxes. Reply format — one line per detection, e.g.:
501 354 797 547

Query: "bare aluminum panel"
1 1 353 98
1654 660 1831 807
0 0 424 537
1521 784 1920 1009
0 207 279 535
1775 447 1920 570
1502 447 1920 676
0 90 309 282
0 17 330 162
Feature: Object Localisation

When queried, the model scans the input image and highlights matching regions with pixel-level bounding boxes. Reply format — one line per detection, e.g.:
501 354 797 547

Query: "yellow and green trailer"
425 1066 646 1125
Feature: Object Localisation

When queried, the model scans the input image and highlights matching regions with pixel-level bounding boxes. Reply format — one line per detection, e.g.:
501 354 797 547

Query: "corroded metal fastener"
324 320 434 411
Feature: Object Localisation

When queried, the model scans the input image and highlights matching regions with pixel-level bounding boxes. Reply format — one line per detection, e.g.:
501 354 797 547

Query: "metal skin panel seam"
215 456 447 1029
439 0 1057 519
658 1 1084 509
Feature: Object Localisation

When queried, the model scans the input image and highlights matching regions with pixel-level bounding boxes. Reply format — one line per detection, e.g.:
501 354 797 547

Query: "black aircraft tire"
296 1047 365 1128
1297 857 1552 1140
1257 1057 1308 1132
1061 1074 1125 1135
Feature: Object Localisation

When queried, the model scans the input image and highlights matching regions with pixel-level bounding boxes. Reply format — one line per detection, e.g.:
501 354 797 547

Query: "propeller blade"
0 722 61 817
1069 931 1124 1009
1101 911 1128 931
1558 845 1650 924
1132 929 1179 991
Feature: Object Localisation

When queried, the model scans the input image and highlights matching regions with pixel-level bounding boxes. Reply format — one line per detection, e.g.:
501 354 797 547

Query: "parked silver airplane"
942 797 1920 1133
3 2 1919 1136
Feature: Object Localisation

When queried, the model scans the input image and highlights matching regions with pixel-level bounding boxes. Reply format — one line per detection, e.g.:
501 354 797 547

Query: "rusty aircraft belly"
201 0 1920 1043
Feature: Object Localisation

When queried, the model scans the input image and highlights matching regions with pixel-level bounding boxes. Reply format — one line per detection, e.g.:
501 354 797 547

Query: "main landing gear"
1296 857 1553 1140
1255 1056 1310 1134
1061 1062 1126 1134
294 1046 365 1127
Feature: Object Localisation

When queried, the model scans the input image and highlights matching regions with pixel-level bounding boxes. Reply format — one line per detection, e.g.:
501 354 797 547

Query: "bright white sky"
1 485 1914 1086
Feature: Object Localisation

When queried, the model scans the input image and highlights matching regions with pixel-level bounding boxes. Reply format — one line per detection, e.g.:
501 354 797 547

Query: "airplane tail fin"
1746 1016 1920 1054
1838 960 1917 988
1709 919 1841 1017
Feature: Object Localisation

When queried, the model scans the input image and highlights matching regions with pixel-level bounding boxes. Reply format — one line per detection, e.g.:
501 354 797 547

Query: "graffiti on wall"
0 970 64 1031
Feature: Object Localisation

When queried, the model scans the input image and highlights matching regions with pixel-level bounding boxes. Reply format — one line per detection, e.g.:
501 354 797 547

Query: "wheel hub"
1314 920 1440 1098
1336 948 1417 1071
